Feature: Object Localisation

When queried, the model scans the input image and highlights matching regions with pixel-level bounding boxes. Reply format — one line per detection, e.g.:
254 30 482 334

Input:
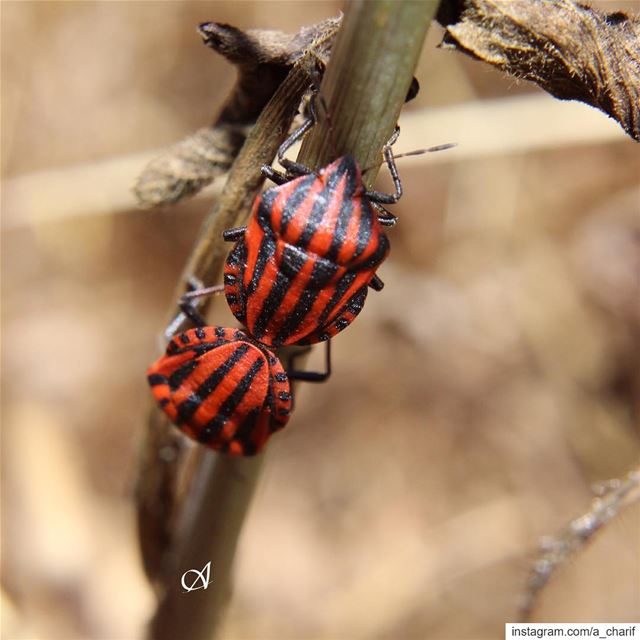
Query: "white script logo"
181 561 212 592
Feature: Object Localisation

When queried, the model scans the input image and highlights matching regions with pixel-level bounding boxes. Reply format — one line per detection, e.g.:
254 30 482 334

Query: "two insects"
148 108 406 455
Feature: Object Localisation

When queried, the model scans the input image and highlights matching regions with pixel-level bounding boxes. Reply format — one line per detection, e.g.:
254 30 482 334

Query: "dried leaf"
134 17 340 207
133 126 248 207
438 0 640 141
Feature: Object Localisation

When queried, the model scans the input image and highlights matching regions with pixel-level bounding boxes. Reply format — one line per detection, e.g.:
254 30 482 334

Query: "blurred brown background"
2 2 639 639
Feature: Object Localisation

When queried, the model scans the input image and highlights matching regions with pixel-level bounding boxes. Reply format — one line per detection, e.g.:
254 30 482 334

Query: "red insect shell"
147 326 291 455
224 155 389 347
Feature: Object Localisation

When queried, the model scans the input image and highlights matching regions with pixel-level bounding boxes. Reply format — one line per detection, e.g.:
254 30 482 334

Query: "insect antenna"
362 142 457 173
391 143 457 160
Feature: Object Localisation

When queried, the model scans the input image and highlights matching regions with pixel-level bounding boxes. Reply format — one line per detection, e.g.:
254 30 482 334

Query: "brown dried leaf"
438 0 640 141
133 17 340 207
133 126 248 207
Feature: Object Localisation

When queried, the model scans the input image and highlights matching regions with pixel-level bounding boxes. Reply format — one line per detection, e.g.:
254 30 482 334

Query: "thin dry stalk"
521 468 640 621
140 55 322 639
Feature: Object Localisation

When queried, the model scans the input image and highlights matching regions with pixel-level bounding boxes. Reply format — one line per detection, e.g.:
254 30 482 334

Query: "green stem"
301 0 439 180
286 0 439 412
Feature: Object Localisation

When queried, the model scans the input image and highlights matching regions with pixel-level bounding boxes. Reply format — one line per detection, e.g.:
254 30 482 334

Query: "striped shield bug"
219 95 405 348
147 326 292 456
176 93 452 351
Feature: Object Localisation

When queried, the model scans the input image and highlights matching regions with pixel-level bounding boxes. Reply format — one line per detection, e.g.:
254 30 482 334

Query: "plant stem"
301 0 439 180
142 2 438 637
141 58 320 640
286 0 439 418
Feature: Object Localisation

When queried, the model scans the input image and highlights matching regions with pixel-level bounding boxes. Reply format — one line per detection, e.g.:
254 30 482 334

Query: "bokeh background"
2 2 639 639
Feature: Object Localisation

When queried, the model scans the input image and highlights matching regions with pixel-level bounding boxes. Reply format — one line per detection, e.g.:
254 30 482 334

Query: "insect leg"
372 202 398 226
286 340 331 383
222 226 246 242
262 89 320 184
165 276 208 339
369 275 384 291
173 284 225 333
364 126 403 205
261 165 289 185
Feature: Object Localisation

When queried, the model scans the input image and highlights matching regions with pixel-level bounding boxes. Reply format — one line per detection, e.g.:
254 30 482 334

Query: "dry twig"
137 19 341 640
520 468 640 620
136 28 335 599
133 18 338 207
